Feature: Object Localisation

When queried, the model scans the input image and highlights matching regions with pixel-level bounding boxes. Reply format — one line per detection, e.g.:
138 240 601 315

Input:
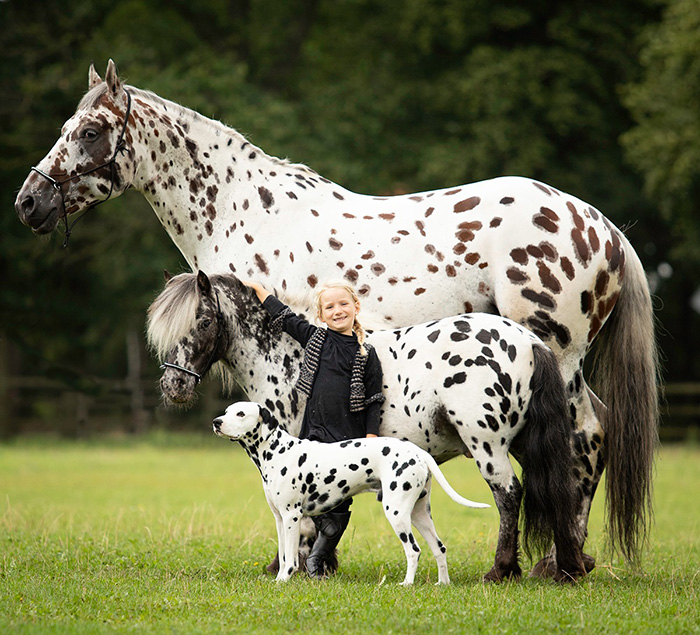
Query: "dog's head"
212 401 276 440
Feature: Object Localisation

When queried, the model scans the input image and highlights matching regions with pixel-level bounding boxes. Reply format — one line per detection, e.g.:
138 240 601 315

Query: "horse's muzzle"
15 178 62 234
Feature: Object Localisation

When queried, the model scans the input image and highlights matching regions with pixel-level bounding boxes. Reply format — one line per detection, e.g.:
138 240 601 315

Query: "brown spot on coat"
521 288 556 309
510 248 528 265
371 263 386 276
507 268 529 284
307 275 318 288
537 262 561 293
329 237 343 250
455 220 482 242
572 229 590 265
533 207 559 233
454 197 481 213
560 257 575 280
258 186 274 209
595 270 609 297
255 254 268 274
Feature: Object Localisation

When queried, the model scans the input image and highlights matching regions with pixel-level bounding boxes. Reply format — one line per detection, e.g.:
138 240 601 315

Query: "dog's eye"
237 411 245 417
201 319 212 328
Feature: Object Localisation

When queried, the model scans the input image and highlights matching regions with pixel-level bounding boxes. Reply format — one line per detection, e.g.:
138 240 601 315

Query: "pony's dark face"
159 282 223 405
15 61 135 234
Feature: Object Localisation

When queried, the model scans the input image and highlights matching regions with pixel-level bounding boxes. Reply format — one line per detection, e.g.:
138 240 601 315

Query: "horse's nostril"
20 194 35 214
15 194 36 215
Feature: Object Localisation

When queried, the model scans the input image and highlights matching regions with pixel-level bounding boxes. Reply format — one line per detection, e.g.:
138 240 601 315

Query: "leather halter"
30 90 132 247
160 290 226 386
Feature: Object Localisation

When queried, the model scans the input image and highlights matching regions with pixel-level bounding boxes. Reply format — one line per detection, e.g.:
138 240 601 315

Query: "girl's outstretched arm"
242 280 271 304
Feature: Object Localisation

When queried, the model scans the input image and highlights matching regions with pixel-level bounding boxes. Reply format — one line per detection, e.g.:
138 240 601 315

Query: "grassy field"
1 434 698 634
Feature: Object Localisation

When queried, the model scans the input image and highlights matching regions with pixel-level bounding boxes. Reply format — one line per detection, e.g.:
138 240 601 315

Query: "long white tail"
425 453 490 509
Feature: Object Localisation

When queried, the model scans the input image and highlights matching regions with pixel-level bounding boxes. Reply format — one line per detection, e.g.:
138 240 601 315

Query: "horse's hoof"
530 552 595 579
266 553 280 574
483 565 522 583
582 553 596 573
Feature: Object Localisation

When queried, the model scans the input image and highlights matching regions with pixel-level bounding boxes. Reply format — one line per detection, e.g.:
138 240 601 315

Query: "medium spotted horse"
148 270 587 582
16 60 658 572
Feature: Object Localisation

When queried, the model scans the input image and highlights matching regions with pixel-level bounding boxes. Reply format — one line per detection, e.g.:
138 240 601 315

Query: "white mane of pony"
146 272 391 375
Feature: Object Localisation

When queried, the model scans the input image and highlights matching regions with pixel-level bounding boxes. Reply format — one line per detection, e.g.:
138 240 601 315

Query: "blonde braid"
316 279 368 355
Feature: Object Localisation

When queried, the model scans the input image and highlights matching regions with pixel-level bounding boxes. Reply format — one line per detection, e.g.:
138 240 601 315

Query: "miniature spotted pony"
16 60 658 572
148 270 587 582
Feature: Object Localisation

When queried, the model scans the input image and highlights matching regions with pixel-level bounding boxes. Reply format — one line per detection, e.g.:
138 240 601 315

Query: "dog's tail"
424 453 490 509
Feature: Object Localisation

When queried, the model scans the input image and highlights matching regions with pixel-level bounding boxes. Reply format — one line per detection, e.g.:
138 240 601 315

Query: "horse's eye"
201 319 212 328
82 128 99 141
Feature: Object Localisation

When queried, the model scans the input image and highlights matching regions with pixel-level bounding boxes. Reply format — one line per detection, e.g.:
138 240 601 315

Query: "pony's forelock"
146 273 200 360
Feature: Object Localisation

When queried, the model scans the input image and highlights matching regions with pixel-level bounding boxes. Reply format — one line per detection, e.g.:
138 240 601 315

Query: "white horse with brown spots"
15 60 658 574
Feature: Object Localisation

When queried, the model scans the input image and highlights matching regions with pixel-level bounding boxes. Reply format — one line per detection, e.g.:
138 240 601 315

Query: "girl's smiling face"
318 287 359 336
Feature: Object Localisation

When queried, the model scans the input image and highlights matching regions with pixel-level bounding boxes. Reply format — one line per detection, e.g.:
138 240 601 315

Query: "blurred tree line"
0 0 699 437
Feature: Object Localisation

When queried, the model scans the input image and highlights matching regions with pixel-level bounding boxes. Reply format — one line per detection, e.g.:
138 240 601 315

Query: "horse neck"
127 89 348 271
216 281 304 425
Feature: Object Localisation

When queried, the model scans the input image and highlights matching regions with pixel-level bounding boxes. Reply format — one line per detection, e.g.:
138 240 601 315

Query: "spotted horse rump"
17 60 658 572
149 271 587 582
213 401 490 584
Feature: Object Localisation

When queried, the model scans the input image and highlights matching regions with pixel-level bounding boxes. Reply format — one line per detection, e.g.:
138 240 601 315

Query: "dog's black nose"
213 418 222 430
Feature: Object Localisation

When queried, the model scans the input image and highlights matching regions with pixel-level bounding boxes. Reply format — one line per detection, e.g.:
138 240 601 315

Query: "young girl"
244 279 385 579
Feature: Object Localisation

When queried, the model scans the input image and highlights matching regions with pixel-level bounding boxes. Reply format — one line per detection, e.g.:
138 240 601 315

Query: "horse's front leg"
483 479 523 582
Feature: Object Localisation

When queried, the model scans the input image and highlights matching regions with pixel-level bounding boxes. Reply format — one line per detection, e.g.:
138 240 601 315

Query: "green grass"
1 436 698 634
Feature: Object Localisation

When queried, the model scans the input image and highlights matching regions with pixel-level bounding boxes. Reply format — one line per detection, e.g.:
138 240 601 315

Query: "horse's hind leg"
530 383 602 579
409 482 450 584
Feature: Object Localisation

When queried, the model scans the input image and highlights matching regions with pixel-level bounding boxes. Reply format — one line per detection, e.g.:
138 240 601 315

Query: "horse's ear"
104 59 122 99
163 269 173 283
196 270 212 296
88 63 103 89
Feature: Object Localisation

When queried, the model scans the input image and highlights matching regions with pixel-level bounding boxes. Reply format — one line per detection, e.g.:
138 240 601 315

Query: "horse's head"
15 60 136 235
158 271 228 405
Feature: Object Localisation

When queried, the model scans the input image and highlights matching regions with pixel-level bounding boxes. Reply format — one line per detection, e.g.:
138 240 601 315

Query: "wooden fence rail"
1 373 698 441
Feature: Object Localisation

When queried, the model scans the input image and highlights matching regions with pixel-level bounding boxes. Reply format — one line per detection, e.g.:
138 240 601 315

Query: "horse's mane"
146 272 390 363
146 273 201 360
78 83 312 173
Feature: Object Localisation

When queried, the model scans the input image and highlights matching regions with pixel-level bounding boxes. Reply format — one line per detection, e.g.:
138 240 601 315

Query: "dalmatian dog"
213 401 489 584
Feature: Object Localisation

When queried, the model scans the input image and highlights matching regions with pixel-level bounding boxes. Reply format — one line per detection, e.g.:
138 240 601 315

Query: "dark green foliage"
0 0 697 434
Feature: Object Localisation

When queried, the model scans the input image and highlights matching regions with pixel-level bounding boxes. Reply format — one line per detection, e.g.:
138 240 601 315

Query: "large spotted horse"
15 60 658 574
148 270 587 582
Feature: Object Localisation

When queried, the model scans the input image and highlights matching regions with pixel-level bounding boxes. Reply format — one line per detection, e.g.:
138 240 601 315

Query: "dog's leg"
383 493 421 585
266 499 287 580
410 482 450 585
277 512 302 582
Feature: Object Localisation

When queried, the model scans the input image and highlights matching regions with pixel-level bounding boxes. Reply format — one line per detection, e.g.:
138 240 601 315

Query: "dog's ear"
259 405 277 429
